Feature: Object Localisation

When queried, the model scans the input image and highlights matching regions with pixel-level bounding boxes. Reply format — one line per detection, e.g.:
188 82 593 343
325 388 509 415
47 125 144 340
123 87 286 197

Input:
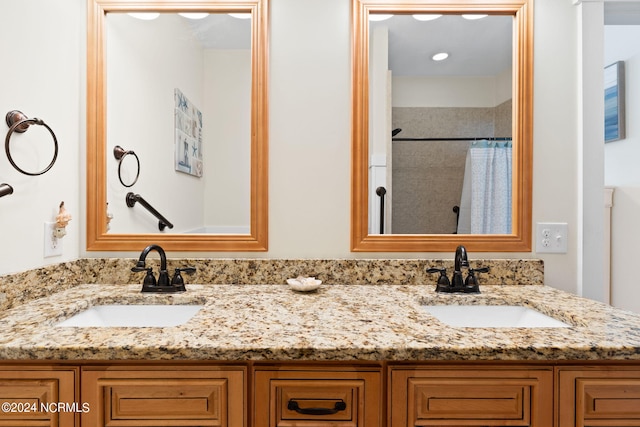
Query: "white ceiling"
166 6 640 76
185 13 512 78
185 13 251 49
370 14 513 77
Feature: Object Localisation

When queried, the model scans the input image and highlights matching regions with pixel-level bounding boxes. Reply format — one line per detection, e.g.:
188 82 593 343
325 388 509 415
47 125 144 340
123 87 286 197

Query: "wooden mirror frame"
86 0 268 251
351 0 533 252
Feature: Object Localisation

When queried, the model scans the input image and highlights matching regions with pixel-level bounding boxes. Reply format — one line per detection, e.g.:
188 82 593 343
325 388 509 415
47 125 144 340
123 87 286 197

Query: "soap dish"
287 276 322 292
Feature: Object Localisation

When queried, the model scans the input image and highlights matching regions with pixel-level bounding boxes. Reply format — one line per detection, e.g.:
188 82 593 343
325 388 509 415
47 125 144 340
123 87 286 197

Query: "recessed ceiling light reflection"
412 14 442 21
178 13 209 19
369 14 393 21
432 52 449 61
228 13 252 19
127 12 160 20
462 14 488 20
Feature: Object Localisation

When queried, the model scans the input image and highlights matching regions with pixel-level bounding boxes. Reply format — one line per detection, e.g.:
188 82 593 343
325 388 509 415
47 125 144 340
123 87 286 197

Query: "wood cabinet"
389 366 553 427
253 365 382 427
5 362 640 427
557 367 640 427
80 365 246 427
0 366 78 427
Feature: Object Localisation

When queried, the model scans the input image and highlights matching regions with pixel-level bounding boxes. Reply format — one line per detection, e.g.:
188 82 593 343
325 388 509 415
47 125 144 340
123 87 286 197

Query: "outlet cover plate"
44 222 63 257
536 222 568 253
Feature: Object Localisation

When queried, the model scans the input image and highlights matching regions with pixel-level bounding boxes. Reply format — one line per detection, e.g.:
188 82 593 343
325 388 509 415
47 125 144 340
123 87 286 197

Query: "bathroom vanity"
1 283 640 426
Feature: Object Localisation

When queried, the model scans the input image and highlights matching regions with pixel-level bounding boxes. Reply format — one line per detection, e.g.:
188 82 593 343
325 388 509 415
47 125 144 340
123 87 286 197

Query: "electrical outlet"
44 222 63 257
536 222 568 253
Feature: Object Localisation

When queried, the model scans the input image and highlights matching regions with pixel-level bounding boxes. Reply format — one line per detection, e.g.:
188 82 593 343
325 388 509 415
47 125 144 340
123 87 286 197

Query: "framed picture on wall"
604 61 625 143
174 88 204 177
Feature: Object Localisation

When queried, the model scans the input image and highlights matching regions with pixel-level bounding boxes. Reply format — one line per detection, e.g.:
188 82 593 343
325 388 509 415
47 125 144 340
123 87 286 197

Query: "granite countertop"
1 283 640 361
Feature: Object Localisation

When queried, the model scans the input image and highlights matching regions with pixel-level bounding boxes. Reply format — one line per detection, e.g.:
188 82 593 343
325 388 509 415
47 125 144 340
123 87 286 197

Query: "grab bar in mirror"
125 192 174 231
376 186 386 234
453 205 460 234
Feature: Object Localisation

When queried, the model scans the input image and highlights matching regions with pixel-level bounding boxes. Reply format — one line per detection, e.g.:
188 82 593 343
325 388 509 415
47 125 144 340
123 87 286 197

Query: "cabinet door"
253 366 382 427
0 366 78 427
557 367 640 427
389 366 553 427
81 365 246 427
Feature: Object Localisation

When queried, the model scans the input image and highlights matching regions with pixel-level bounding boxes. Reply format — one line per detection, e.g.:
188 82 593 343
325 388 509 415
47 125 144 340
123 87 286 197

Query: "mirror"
372 14 513 235
351 0 533 252
87 0 268 251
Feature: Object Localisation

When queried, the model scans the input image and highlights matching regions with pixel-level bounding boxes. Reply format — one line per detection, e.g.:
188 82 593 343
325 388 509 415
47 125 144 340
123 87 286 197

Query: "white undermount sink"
55 304 204 327
422 305 570 328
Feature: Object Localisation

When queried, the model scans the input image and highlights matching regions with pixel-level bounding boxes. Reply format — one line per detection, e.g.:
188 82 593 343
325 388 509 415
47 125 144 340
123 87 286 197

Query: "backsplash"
0 258 543 310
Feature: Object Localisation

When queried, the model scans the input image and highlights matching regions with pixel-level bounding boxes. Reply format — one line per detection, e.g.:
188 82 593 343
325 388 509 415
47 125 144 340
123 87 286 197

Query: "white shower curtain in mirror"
458 140 512 234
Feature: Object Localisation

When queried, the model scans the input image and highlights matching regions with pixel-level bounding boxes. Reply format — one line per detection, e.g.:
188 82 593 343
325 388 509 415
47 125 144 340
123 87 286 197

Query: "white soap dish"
287 276 322 292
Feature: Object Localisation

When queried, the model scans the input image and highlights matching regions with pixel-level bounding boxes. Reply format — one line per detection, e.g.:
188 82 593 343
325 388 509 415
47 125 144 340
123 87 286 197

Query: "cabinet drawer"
0 367 77 427
253 367 382 427
408 378 530 422
81 366 245 427
579 379 640 419
107 378 226 422
390 366 553 427
558 368 640 427
275 379 359 423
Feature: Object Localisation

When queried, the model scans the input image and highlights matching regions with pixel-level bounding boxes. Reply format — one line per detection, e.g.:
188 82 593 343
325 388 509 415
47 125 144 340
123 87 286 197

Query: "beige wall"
0 0 83 273
0 0 583 298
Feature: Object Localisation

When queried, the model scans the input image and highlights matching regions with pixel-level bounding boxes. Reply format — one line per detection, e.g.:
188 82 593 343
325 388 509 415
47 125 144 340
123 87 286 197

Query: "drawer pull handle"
287 399 347 415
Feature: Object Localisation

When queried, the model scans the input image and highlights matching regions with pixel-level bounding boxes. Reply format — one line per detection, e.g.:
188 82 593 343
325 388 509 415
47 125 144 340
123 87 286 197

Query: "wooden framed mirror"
86 0 268 251
351 0 533 252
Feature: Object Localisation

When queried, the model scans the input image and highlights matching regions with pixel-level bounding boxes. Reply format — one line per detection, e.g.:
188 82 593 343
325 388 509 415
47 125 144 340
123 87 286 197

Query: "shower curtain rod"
392 137 512 142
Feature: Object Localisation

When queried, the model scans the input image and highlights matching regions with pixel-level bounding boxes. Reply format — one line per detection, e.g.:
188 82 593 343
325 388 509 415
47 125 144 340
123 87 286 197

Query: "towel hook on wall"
5 110 59 176
0 183 13 198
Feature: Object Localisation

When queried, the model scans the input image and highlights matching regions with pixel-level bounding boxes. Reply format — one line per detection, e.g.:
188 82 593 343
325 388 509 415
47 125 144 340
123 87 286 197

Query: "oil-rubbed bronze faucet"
451 245 470 289
426 245 488 294
131 244 196 293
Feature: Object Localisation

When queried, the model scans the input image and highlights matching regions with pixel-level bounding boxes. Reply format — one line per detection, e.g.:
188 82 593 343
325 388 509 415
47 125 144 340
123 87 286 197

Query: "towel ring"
113 145 140 187
4 110 59 176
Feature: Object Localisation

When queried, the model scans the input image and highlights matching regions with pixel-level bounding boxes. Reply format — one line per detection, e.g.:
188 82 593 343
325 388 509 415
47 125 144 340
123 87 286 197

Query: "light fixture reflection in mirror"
351 0 533 252
86 0 269 252
127 12 160 20
178 12 209 19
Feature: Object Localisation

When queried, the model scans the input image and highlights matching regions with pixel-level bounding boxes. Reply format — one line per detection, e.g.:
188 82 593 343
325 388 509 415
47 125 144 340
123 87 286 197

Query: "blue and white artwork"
174 88 203 176
604 61 625 143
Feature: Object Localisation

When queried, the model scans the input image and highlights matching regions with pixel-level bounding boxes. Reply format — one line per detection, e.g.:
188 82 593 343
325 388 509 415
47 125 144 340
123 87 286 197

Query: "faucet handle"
464 267 489 293
132 266 158 290
427 267 452 292
171 267 196 291
136 268 156 287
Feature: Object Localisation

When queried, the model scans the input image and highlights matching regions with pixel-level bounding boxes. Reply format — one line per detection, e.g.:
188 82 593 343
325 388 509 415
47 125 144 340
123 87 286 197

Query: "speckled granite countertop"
1 283 639 361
